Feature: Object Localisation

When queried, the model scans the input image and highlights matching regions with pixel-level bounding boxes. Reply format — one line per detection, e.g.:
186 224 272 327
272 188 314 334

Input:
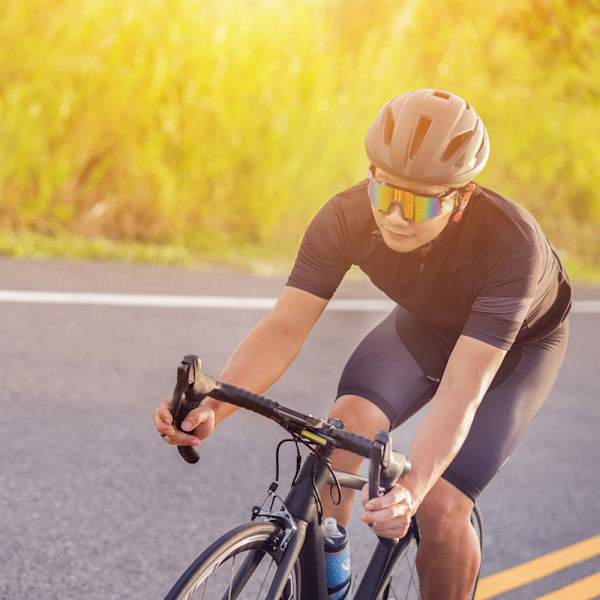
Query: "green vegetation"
0 227 298 274
1 0 599 279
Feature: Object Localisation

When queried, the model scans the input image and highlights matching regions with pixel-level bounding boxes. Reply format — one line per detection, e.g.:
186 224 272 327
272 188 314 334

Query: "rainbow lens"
368 177 395 212
413 196 443 221
368 172 446 222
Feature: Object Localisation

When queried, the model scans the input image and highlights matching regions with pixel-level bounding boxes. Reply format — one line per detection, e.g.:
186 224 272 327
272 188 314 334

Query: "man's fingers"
180 405 214 432
152 407 174 436
360 501 410 524
154 398 215 447
362 483 411 511
361 483 370 505
158 400 173 425
370 520 411 539
152 406 175 435
153 418 198 445
164 431 201 446
359 482 412 537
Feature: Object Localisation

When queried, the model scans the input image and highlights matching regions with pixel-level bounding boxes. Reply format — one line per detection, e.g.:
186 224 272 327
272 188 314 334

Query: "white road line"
572 300 600 314
0 290 391 312
0 290 598 314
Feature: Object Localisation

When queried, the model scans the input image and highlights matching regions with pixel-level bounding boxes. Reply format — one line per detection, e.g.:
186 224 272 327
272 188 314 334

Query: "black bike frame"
261 440 418 600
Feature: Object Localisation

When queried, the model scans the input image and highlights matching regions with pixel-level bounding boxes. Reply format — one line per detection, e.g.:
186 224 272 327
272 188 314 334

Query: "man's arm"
400 335 507 511
206 285 329 425
154 286 328 445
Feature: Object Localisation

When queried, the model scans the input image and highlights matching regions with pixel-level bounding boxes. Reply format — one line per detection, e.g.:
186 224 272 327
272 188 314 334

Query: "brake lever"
368 438 384 501
170 354 210 464
367 431 407 543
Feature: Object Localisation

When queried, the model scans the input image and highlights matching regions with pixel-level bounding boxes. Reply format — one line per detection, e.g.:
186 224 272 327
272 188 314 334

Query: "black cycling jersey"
287 179 572 353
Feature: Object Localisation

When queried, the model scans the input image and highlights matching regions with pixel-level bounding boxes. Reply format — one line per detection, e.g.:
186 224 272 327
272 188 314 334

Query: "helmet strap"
452 183 475 223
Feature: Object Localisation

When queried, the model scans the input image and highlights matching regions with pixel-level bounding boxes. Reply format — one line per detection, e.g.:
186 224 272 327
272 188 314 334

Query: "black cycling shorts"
336 307 569 502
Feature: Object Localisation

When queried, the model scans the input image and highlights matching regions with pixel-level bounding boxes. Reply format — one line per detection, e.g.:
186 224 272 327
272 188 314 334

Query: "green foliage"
0 0 598 269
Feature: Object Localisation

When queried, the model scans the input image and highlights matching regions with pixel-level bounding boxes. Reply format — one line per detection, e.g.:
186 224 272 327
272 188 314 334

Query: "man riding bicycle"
153 89 572 599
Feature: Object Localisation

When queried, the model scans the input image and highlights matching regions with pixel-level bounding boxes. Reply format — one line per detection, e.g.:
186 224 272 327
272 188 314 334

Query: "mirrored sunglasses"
367 169 454 222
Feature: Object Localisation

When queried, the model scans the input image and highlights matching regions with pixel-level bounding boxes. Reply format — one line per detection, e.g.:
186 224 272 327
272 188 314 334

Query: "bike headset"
365 89 490 221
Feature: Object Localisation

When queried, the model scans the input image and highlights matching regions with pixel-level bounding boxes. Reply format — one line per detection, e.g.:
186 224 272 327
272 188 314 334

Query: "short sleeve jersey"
286 180 572 352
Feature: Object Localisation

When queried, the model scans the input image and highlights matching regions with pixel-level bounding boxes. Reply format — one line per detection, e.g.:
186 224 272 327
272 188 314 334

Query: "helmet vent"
441 131 473 162
409 116 432 160
433 91 450 100
383 106 395 146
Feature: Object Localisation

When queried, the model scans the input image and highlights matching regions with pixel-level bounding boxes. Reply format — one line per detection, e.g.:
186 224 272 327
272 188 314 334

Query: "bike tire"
164 521 301 600
378 504 484 600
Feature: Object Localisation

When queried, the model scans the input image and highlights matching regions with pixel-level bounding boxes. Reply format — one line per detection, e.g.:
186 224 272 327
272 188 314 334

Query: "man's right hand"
152 397 216 446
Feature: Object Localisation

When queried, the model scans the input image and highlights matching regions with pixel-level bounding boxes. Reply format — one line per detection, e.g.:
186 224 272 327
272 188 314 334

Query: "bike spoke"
255 556 274 599
405 549 418 598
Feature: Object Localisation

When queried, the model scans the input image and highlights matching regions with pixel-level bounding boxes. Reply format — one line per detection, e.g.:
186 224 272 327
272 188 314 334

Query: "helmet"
365 89 489 188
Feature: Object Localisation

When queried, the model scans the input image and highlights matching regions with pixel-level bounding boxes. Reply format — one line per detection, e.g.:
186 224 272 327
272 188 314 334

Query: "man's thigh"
336 307 439 429
442 322 570 501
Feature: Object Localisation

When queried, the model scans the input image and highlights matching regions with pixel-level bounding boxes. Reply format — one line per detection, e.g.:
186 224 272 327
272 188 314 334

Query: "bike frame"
259 438 418 600
166 358 482 600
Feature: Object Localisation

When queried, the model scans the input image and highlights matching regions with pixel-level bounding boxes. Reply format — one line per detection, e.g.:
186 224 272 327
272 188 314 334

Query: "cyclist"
153 89 572 599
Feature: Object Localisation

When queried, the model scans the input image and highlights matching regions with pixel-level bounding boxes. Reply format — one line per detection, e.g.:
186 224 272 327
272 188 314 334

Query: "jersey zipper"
417 245 432 275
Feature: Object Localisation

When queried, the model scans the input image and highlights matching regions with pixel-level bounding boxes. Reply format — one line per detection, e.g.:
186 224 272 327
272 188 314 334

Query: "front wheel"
164 521 301 600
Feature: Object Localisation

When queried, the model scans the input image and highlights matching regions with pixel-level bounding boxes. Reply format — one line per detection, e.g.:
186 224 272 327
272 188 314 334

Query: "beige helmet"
365 89 489 187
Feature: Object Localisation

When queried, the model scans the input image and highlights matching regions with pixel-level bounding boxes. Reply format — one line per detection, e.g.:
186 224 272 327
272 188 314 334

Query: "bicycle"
163 355 483 600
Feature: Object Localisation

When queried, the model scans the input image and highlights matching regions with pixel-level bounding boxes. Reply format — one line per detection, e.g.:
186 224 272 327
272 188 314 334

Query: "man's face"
370 167 456 253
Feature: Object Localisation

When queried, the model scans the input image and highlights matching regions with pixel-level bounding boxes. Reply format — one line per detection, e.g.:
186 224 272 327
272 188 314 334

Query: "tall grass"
0 0 598 266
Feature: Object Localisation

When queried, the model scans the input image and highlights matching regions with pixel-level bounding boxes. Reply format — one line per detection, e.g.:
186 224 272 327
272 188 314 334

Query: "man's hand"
152 397 215 446
360 482 413 539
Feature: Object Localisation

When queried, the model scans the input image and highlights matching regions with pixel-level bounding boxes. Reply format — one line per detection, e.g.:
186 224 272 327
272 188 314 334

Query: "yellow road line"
475 535 600 599
535 571 600 599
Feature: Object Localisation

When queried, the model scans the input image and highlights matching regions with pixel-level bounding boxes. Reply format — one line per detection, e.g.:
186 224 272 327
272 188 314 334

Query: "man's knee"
327 395 390 474
329 394 390 436
417 478 474 542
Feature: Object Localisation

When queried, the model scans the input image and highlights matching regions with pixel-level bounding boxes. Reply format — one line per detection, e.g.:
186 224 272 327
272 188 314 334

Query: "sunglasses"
367 169 455 222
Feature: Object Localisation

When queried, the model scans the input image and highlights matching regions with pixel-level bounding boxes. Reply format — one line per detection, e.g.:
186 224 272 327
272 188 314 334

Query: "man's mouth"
384 227 413 238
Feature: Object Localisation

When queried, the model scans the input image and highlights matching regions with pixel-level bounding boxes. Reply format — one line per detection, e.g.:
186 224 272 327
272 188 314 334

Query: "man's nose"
385 202 411 225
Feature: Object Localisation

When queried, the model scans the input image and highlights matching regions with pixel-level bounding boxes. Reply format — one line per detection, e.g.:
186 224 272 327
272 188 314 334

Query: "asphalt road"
0 257 598 599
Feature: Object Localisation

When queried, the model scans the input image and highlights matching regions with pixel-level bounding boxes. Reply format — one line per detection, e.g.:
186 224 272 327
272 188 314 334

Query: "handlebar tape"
329 428 373 458
209 380 280 419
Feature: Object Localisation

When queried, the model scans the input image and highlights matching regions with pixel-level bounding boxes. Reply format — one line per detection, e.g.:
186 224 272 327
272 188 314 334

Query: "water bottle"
323 517 351 599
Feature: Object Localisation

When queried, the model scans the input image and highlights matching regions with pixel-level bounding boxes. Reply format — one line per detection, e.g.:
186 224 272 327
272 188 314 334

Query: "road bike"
163 355 483 599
